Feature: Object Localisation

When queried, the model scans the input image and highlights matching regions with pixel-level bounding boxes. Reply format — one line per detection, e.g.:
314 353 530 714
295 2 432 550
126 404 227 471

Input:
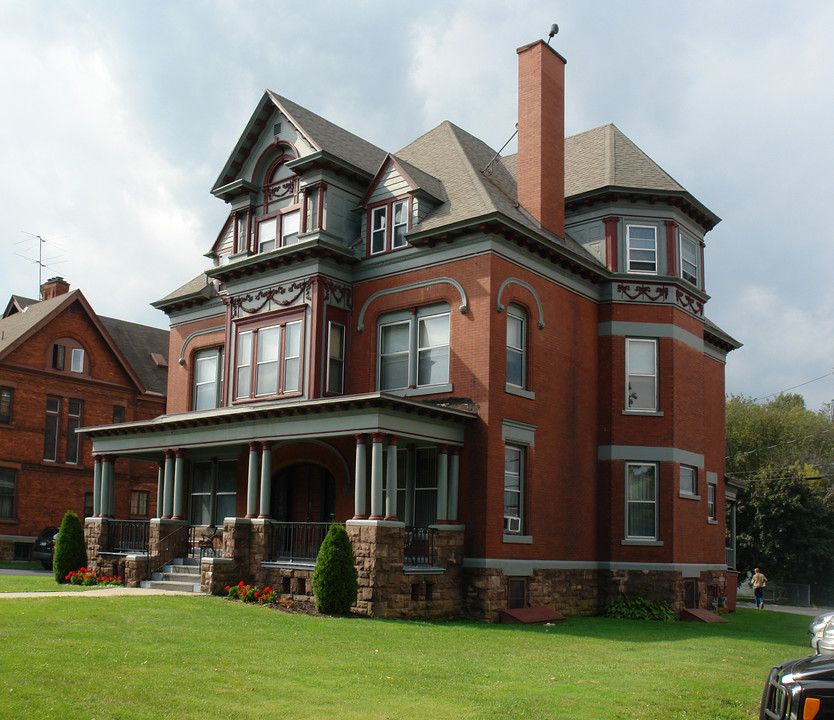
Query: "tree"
312 524 358 614
727 394 834 602
53 511 88 584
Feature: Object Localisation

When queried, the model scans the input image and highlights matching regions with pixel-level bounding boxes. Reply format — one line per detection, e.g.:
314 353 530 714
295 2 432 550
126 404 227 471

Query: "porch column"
100 456 113 518
353 434 368 519
92 456 102 517
404 445 415 526
369 433 384 520
246 441 260 518
163 449 175 519
172 449 185 520
436 445 449 522
448 447 460 522
258 442 272 519
155 461 164 519
209 458 218 525
385 436 398 521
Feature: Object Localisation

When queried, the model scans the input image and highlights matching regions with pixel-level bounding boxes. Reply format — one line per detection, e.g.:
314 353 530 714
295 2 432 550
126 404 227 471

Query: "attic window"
150 352 168 368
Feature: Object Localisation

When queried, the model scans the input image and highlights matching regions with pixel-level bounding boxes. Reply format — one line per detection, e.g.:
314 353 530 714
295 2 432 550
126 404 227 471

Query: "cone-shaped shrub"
312 524 358 614
53 511 87 584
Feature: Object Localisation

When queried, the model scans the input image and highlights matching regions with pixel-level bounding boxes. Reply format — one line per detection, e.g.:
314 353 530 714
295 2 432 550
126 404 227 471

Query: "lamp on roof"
547 23 558 45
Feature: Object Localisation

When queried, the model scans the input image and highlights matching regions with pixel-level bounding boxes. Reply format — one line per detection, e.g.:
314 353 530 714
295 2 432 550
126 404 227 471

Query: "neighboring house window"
193 347 225 411
0 387 13 424
626 225 657 274
43 397 60 461
503 445 524 534
65 400 83 464
369 198 410 255
626 338 657 411
234 316 302 401
52 344 65 370
70 348 85 373
130 490 149 517
680 465 697 496
708 483 716 521
626 462 657 539
378 304 450 391
680 233 699 286
112 405 125 424
506 304 527 388
0 468 15 520
327 322 345 395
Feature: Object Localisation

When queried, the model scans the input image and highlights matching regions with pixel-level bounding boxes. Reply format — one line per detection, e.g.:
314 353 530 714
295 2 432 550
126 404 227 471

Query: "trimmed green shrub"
312 524 358 614
53 511 88 584
605 595 675 621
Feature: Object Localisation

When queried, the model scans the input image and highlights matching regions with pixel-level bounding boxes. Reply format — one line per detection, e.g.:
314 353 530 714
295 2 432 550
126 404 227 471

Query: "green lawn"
0 596 813 720
0 574 92 593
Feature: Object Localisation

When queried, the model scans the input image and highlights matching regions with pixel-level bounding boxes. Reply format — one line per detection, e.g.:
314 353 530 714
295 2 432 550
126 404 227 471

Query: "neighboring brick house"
81 39 739 618
0 278 168 560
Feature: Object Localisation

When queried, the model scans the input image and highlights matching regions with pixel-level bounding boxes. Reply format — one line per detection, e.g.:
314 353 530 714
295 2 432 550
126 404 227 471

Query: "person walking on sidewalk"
751 568 768 609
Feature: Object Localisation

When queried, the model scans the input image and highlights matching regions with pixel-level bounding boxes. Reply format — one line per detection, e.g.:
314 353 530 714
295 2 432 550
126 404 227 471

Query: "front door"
272 463 335 523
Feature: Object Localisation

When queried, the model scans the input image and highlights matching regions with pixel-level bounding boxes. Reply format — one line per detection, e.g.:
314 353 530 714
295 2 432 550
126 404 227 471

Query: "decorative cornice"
614 282 704 317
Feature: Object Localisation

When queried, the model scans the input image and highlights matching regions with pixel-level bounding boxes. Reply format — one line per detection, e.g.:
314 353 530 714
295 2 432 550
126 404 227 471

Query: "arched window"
255 157 301 254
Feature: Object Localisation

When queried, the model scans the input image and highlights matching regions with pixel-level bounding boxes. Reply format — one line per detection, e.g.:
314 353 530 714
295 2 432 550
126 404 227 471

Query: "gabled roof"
0 289 169 396
2 294 37 318
360 153 447 207
213 91 387 194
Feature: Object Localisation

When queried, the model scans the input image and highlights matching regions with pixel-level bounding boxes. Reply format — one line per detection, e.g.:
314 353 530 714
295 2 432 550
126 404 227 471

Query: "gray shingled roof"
152 273 214 308
100 316 169 395
0 292 69 356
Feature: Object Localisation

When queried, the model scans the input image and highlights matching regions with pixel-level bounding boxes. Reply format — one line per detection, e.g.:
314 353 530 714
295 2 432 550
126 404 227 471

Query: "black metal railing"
269 522 333 563
404 526 436 567
147 523 190 576
108 520 150 554
187 525 224 559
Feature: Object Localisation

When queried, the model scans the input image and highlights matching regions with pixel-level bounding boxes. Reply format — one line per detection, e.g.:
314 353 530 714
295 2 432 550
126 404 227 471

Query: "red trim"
665 220 678 278
603 217 620 273
367 195 411 257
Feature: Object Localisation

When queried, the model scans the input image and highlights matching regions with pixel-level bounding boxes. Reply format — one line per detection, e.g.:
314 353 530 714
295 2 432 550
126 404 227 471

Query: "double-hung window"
707 482 717 521
70 348 85 373
626 225 657 274
257 210 301 253
65 400 82 464
0 468 15 520
680 233 699 286
503 445 524 534
44 397 60 461
193 347 224 411
235 315 303 401
378 304 450 392
327 322 345 395
0 387 12 424
369 198 410 255
680 465 697 496
506 304 527 388
626 462 657 539
626 338 658 411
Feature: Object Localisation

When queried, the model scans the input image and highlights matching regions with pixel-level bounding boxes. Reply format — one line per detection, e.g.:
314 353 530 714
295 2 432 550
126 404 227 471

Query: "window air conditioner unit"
504 516 521 533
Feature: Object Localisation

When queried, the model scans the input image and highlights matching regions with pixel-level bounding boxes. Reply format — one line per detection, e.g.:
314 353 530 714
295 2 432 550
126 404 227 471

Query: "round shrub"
312 524 358 614
605 595 675 621
53 511 88 584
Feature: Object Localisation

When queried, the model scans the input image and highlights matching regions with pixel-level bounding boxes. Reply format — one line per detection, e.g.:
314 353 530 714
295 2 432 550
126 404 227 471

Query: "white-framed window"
70 348 84 373
626 338 658 411
43 397 60 461
256 209 301 253
368 197 410 255
680 465 697 496
504 445 524 534
707 482 716 521
378 304 450 391
327 322 345 395
193 347 224 411
506 304 527 388
680 233 699 286
626 225 657 274
65 400 82 464
626 462 657 539
130 490 149 517
234 315 303 401
0 467 15 520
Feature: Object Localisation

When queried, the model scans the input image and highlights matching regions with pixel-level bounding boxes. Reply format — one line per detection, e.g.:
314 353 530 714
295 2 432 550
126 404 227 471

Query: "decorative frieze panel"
228 277 353 317
613 282 703 317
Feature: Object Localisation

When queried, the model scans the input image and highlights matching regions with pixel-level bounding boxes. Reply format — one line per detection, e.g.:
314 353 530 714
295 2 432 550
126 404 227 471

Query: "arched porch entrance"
271 462 336 524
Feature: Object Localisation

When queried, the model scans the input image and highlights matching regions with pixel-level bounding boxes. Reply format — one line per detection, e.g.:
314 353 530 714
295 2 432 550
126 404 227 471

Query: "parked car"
810 612 834 654
760 654 834 719
32 526 59 569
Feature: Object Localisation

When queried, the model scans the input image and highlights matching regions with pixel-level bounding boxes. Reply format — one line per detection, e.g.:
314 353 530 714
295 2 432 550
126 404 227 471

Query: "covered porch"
79 393 476 618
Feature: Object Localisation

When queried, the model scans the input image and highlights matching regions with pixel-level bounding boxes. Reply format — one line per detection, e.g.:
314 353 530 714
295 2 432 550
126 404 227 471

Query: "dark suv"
761 654 834 719
32 527 59 569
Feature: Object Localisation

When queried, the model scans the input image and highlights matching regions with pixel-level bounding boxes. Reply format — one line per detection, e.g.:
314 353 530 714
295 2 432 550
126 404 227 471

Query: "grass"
0 561 44 571
0 574 90 593
0 595 814 720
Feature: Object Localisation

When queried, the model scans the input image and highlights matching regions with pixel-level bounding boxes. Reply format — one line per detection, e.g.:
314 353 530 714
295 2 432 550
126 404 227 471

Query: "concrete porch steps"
140 558 203 593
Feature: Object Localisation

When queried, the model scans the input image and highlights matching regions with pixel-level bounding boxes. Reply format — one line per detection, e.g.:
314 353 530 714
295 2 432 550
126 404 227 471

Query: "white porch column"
163 450 175 519
369 433 384 520
209 458 218 525
246 441 260 518
436 445 449 522
385 436 398 521
258 442 272 519
92 456 102 517
172 449 185 520
155 461 164 519
100 456 114 518
404 445 415 527
353 434 367 519
448 447 460 522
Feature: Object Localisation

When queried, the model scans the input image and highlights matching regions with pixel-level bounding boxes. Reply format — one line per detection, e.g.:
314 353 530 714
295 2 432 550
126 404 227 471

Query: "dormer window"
626 225 657 274
679 233 699 286
257 210 300 253
369 198 410 255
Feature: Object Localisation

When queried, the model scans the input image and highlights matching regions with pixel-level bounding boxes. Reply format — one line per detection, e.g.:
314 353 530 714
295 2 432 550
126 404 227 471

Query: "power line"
753 369 834 403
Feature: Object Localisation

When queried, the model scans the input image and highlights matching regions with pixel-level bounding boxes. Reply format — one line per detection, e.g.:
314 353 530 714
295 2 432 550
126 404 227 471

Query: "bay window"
626 338 658 411
193 347 224 411
680 233 699 286
327 322 345 395
626 225 657 274
626 462 657 539
234 314 303 401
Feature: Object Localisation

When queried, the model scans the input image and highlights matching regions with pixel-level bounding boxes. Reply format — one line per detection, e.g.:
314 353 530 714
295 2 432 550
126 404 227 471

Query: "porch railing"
147 523 190 576
107 520 150 554
404 526 436 567
269 522 333 563
187 525 224 559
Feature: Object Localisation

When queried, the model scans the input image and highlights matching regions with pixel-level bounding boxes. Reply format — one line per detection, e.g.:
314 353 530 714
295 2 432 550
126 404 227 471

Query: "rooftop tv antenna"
15 233 65 299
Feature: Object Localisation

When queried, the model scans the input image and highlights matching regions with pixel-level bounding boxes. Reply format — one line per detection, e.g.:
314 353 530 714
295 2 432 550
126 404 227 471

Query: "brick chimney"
41 277 70 300
516 40 566 238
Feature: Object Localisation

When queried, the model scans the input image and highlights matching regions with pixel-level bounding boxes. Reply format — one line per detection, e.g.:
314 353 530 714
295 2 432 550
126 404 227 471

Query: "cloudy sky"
2 1 833 409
